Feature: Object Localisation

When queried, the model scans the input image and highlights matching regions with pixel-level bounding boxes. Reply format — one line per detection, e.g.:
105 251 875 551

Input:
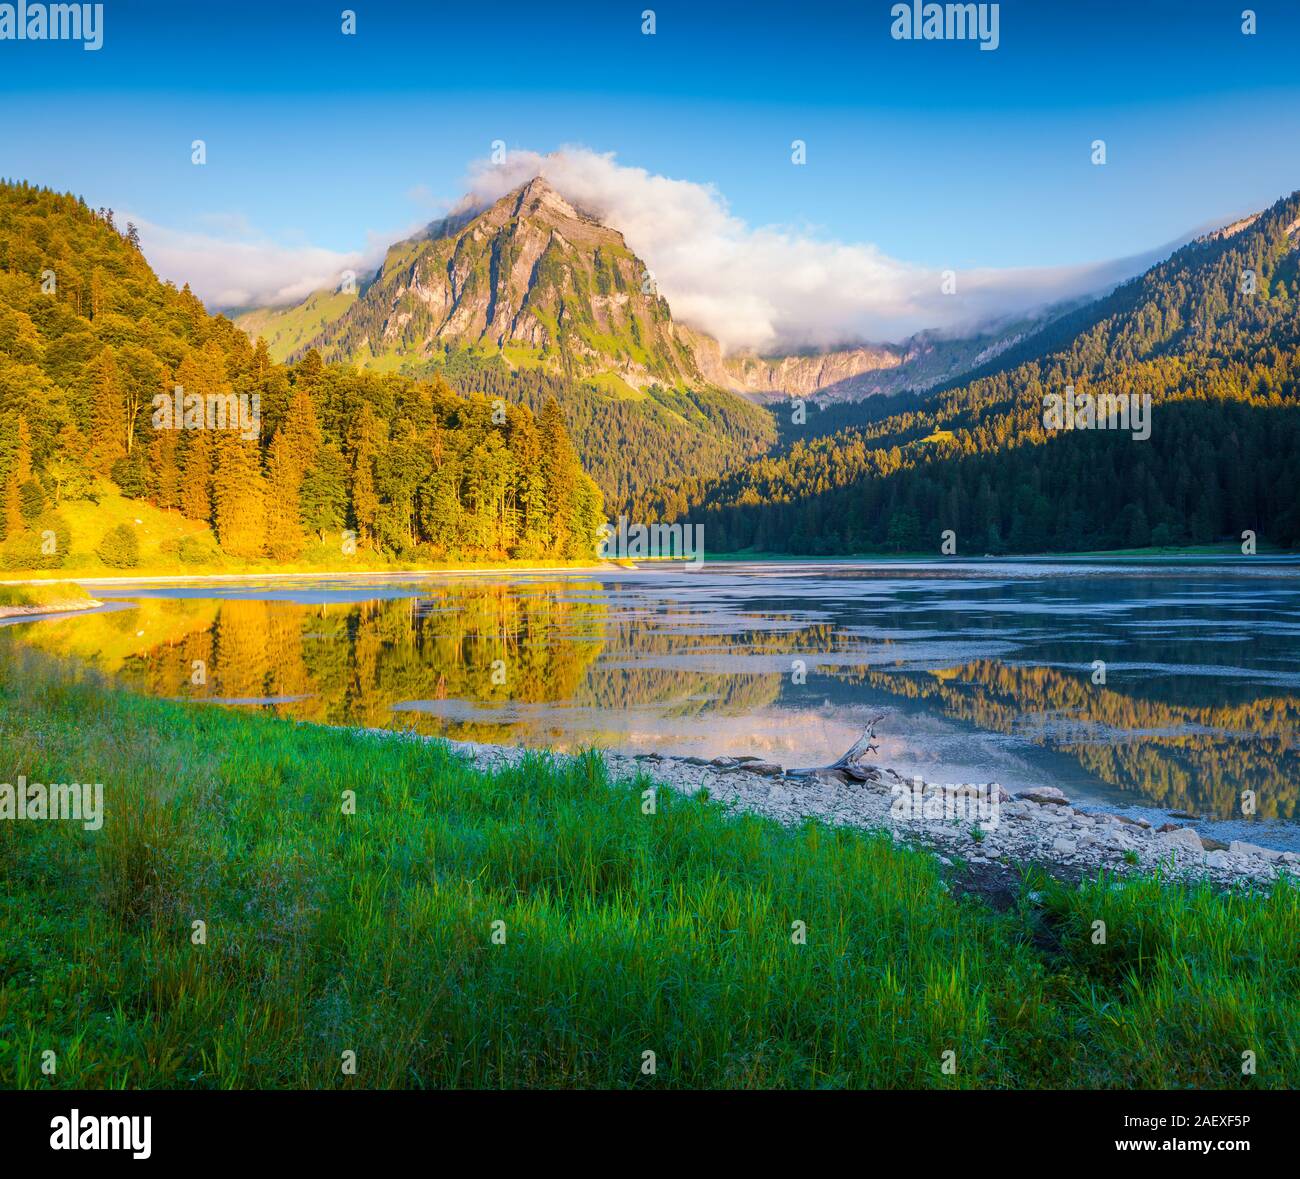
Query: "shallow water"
11 559 1300 847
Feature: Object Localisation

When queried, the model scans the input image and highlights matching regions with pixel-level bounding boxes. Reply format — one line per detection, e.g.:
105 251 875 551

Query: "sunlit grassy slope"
234 288 357 362
4 485 597 581
0 583 91 610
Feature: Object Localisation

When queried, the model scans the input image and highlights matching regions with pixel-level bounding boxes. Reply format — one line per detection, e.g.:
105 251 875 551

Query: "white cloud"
134 147 1164 348
129 217 369 310
459 147 1156 353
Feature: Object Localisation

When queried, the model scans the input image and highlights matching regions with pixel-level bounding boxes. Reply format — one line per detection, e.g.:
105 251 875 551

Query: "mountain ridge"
233 175 1128 408
260 176 708 393
635 186 1300 554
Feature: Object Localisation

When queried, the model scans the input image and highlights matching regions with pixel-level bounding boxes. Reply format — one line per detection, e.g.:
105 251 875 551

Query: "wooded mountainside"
0 181 602 570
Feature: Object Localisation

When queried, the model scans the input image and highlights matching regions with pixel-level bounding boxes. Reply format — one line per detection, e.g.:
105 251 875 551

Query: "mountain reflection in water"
12 562 1300 838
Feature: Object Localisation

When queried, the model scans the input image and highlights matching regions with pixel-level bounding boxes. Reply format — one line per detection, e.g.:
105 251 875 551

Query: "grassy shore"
0 584 94 616
0 646 1296 1089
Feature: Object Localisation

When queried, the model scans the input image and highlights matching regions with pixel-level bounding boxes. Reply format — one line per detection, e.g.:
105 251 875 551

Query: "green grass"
234 288 357 362
586 371 648 401
0 646 1296 1089
5 484 217 576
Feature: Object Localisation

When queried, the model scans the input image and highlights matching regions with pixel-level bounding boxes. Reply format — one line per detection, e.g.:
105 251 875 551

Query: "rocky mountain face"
680 327 903 400
276 177 705 390
680 320 1048 405
236 175 1038 406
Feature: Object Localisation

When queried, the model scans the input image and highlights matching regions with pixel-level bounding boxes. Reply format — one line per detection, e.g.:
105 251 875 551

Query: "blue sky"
2 0 1298 341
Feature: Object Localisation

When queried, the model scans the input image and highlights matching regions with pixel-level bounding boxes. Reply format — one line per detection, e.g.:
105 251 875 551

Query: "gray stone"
1229 840 1283 862
1159 827 1205 855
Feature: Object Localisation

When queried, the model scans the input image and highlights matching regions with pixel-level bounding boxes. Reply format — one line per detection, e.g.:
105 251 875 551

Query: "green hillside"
235 287 357 362
640 191 1300 555
0 180 603 574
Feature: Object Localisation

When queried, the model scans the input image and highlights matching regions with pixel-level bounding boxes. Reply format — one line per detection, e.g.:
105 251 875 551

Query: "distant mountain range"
235 176 1058 407
638 188 1300 555
229 178 1300 556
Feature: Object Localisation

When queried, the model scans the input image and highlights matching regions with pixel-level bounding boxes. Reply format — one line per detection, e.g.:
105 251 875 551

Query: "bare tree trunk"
787 714 885 782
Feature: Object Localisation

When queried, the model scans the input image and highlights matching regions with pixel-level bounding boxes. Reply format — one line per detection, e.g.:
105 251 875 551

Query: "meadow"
0 644 1296 1089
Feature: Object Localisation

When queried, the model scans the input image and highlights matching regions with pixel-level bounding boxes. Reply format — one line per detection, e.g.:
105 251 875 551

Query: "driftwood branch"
787 714 885 782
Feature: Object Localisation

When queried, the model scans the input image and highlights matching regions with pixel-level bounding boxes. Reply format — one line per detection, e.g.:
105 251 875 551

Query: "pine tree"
88 347 126 474
265 430 305 560
179 428 213 523
300 443 349 541
538 397 577 555
283 384 322 472
212 433 266 558
348 402 382 548
147 421 181 510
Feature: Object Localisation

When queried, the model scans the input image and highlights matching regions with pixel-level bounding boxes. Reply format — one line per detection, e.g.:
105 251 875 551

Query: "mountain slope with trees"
0 180 603 572
237 177 778 508
639 190 1300 555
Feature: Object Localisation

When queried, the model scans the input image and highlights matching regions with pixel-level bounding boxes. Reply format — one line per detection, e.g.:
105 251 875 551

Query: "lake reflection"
12 561 1300 838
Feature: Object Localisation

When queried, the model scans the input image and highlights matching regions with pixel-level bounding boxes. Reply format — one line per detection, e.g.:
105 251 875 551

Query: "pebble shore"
440 738 1296 889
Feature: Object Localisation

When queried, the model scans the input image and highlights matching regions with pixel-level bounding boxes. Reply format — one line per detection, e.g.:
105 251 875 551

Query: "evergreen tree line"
689 400 1300 555
404 347 776 507
0 181 602 568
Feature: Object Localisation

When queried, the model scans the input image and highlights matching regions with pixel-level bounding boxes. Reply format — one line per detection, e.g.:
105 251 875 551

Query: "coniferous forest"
635 191 1300 555
0 182 602 571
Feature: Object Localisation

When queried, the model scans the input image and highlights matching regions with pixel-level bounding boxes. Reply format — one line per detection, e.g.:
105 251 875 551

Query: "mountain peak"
252 168 705 390
507 174 587 227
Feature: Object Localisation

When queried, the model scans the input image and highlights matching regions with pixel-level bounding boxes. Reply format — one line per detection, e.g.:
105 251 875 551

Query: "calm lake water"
10 559 1300 847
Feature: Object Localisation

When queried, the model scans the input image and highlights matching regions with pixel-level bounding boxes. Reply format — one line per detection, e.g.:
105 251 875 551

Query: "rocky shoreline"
0 598 103 621
438 737 1296 890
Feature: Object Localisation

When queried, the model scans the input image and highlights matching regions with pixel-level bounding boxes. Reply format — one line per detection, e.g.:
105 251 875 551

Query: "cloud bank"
139 147 1165 350
132 218 391 312
459 148 1158 353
